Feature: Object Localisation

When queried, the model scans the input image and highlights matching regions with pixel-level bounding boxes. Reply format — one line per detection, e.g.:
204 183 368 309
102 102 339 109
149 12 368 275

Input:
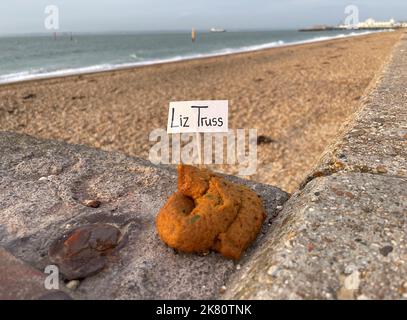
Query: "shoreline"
0 30 392 87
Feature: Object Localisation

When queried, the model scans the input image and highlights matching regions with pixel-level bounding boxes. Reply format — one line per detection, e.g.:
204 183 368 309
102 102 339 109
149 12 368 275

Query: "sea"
0 29 387 84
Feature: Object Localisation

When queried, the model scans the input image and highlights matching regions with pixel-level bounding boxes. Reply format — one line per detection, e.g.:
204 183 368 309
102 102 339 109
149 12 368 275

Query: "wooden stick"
196 132 203 167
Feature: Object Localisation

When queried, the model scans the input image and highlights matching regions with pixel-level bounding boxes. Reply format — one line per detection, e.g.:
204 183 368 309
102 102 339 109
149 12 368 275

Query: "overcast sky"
0 0 406 34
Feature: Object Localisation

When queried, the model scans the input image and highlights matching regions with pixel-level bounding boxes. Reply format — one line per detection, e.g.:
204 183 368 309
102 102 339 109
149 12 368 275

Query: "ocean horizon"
0 29 389 85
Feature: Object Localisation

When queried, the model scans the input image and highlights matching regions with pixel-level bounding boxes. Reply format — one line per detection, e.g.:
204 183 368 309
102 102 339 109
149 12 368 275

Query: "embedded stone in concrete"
49 224 122 280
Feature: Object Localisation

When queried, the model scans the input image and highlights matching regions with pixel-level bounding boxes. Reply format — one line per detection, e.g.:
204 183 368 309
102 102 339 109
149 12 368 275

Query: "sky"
0 0 406 34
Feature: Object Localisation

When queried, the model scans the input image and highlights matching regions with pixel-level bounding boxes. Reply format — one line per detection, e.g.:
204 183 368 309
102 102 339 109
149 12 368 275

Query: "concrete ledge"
225 34 407 300
304 33 407 183
0 131 288 300
225 172 407 299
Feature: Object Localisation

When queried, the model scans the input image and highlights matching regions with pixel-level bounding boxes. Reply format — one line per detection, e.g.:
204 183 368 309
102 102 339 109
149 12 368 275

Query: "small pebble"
344 263 357 275
83 199 101 208
39 177 48 182
66 280 80 291
376 166 388 174
22 93 36 100
257 135 275 145
379 245 393 257
267 265 279 277
219 286 227 294
236 264 241 270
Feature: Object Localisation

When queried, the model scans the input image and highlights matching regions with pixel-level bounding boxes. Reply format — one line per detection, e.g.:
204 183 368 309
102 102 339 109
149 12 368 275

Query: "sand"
0 31 402 193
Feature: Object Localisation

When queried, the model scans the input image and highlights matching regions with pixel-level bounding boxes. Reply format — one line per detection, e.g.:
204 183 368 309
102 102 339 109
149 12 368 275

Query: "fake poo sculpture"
156 165 266 260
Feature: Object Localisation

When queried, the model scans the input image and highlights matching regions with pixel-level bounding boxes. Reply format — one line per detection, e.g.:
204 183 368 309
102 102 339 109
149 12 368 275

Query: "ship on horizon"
210 27 226 33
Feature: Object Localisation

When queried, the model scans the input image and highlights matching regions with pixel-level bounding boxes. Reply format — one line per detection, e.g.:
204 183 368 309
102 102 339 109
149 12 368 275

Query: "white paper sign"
167 100 229 133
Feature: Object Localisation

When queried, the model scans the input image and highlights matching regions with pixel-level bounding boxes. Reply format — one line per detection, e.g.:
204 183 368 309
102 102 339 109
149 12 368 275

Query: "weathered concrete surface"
0 247 71 300
0 132 288 300
225 34 407 300
224 173 407 300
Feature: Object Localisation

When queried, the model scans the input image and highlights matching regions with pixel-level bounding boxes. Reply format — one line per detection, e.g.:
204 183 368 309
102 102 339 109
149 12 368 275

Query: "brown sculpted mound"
156 165 266 260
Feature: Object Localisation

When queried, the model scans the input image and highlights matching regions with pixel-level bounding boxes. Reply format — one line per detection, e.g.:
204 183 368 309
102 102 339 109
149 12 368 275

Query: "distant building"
301 18 406 32
357 18 396 29
339 18 400 30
